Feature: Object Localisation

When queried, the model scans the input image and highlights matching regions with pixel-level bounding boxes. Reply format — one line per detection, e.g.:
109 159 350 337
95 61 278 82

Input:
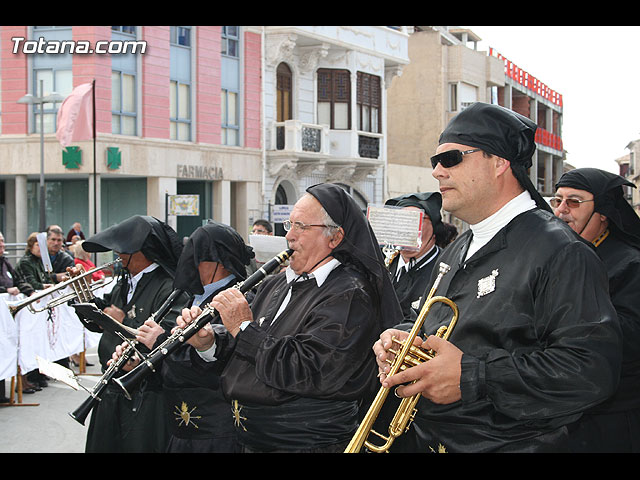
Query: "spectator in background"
69 241 105 282
251 219 273 236
14 232 53 292
0 231 37 401
0 231 34 297
46 225 75 283
66 222 85 244
13 233 54 392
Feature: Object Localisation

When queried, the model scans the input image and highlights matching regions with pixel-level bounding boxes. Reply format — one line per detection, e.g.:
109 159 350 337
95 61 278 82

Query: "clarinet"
114 249 293 400
68 288 186 425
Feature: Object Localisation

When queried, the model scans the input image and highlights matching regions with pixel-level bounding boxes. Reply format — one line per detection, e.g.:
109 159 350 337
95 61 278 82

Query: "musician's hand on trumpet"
373 328 424 381
176 306 216 352
65 264 83 280
378 332 463 405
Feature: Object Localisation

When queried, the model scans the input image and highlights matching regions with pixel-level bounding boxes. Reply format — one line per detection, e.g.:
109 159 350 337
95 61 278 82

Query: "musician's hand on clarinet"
211 287 253 338
373 328 424 382
104 305 125 324
381 335 463 405
175 306 215 351
137 319 163 349
108 341 140 372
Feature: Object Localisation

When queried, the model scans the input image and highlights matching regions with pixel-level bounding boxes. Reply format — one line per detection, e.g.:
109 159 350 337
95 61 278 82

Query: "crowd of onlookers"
0 222 101 402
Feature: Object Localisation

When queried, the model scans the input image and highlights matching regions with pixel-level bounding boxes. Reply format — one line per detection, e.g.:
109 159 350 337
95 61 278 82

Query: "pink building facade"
0 26 264 245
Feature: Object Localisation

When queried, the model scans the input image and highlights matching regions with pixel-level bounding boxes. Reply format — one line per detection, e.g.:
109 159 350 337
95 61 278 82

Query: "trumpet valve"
387 337 434 371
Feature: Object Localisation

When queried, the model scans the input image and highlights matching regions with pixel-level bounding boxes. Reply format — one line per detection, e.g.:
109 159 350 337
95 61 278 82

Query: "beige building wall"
624 140 640 213
386 28 503 202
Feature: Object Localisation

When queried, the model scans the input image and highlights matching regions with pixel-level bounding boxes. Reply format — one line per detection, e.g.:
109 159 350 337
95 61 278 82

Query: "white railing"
272 120 330 155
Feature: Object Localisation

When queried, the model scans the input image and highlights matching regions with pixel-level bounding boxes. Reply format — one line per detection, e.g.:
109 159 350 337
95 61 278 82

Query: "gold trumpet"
344 262 458 453
7 259 120 318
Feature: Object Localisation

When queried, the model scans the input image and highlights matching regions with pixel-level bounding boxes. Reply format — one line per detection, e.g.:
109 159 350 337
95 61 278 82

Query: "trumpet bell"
7 259 120 317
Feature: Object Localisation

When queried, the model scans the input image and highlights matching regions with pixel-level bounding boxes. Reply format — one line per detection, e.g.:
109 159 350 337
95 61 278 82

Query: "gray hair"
303 193 340 238
46 225 64 238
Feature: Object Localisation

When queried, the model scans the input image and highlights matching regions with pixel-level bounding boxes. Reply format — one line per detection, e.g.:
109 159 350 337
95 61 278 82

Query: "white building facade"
259 26 409 234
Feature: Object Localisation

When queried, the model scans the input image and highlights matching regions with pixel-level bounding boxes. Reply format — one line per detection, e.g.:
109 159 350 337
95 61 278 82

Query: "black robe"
389 245 440 321
82 267 181 453
160 282 240 453
568 232 640 452
196 263 383 452
400 208 622 453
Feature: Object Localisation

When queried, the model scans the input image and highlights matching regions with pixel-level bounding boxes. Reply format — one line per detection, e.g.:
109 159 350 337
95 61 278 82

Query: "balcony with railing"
270 120 383 161
271 120 330 156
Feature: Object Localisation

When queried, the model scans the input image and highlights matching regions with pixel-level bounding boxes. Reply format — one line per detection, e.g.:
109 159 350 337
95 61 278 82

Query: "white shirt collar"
127 263 159 302
397 244 439 273
466 190 536 260
285 257 341 287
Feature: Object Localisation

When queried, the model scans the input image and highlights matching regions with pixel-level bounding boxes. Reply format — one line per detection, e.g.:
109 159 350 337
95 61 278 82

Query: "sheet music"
367 205 423 249
249 235 289 263
36 232 53 273
37 355 80 390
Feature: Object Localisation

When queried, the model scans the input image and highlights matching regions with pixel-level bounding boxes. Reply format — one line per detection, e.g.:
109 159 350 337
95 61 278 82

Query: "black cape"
85 267 179 453
173 221 254 294
83 215 183 277
401 209 622 453
583 233 640 414
160 222 254 453
161 281 240 453
80 215 184 453
204 263 382 451
306 183 404 330
567 236 640 453
384 191 443 230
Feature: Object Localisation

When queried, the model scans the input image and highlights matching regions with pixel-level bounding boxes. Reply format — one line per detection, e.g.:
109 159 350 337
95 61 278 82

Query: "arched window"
277 63 292 122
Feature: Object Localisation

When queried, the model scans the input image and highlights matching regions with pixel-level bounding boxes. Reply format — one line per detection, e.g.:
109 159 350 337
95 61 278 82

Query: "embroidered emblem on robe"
477 269 499 298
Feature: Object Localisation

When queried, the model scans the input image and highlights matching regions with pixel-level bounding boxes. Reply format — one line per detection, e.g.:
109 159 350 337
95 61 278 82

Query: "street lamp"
17 79 66 231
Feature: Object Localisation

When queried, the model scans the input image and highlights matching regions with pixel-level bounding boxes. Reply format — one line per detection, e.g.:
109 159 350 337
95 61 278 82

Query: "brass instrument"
68 288 185 425
7 259 120 318
383 242 401 268
344 262 458 453
115 249 294 400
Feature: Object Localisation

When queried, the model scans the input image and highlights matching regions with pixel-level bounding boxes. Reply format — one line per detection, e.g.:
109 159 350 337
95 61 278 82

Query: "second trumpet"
344 262 459 453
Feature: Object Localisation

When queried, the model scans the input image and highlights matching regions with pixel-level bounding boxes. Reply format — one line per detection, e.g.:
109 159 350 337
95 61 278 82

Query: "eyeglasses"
430 149 481 169
549 197 595 209
283 219 338 233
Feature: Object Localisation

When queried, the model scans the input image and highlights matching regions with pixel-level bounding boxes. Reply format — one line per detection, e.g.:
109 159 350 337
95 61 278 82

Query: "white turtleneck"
465 190 536 261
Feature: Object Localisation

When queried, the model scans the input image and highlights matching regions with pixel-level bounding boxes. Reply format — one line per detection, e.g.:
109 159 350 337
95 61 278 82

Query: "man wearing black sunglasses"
374 102 622 453
554 167 640 452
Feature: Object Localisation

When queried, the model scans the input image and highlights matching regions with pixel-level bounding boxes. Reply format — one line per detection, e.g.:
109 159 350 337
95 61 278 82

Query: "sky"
463 26 640 174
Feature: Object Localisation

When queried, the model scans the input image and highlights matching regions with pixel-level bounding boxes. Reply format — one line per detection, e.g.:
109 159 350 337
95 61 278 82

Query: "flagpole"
92 79 97 238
